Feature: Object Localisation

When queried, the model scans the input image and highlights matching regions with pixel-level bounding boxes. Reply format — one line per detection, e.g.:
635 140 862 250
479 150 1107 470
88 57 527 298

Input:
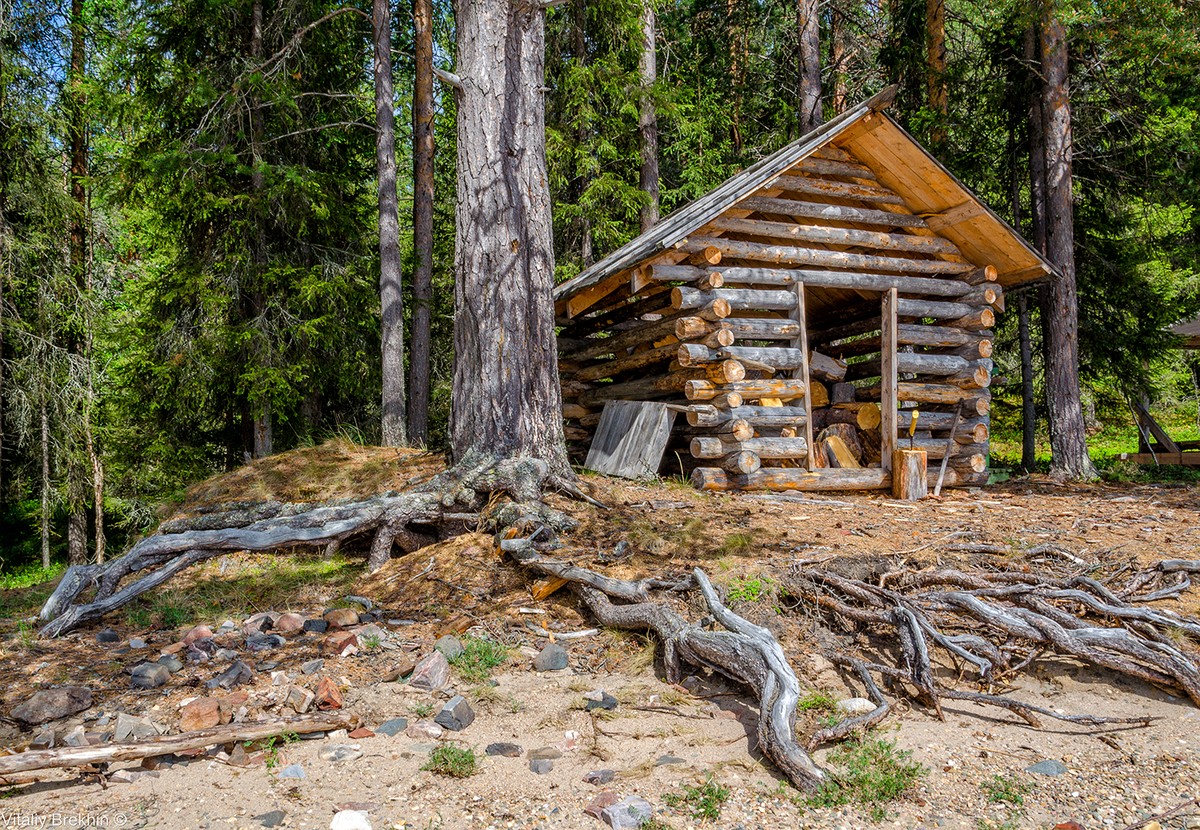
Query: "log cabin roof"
1172 314 1200 349
554 86 1054 321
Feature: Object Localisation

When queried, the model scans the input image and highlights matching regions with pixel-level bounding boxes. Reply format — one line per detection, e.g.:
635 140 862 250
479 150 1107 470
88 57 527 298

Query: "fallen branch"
0 713 355 776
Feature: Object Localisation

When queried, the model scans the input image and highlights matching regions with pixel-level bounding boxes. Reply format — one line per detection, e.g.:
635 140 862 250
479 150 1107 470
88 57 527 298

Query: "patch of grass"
449 635 509 683
725 574 776 604
124 604 152 628
980 773 1030 806
410 702 435 718
626 518 670 555
421 745 478 778
12 621 35 651
718 532 755 556
666 517 708 548
0 562 65 591
664 775 731 821
250 731 299 771
797 690 838 712
806 735 927 821
360 633 382 651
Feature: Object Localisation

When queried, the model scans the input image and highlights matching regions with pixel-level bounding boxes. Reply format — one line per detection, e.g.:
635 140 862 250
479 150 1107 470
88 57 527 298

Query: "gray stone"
286 687 315 714
434 636 464 661
319 744 363 763
130 663 170 689
128 637 147 649
404 721 443 740
214 648 239 662
529 747 563 760
836 697 877 717
246 633 286 652
655 754 685 766
109 769 159 784
62 725 90 747
11 686 92 725
532 644 569 672
217 620 238 634
157 655 184 672
586 693 619 712
254 810 287 828
583 769 616 785
433 695 474 731
485 742 522 757
529 758 554 774
342 595 374 611
114 712 161 741
96 629 120 644
408 650 451 691
1025 759 1068 776
30 728 55 750
599 796 653 829
375 718 408 737
278 764 305 779
303 619 328 634
301 658 325 675
206 660 253 690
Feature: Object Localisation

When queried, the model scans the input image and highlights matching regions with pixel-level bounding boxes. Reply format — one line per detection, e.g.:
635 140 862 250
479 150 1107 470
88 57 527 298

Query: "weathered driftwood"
0 713 354 776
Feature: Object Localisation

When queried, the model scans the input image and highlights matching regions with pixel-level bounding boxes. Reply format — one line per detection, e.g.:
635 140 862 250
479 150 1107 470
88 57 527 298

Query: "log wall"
556 145 994 492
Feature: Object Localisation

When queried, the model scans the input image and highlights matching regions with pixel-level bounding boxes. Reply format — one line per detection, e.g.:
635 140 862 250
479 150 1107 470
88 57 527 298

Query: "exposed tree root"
39 452 578 637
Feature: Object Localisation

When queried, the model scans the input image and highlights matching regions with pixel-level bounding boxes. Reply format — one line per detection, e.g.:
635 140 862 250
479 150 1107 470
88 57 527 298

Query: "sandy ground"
1 476 1198 830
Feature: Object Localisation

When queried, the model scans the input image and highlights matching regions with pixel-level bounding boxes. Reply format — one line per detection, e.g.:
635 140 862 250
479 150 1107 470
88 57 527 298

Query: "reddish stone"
323 608 359 629
161 642 186 656
182 625 213 646
217 690 250 724
179 698 221 732
583 792 620 819
348 727 374 739
321 631 358 656
314 676 343 711
275 613 305 635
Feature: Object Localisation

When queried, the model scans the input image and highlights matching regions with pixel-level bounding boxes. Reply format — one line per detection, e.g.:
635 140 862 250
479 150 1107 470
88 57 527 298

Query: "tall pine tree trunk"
450 0 570 477
830 7 848 115
40 404 50 568
67 0 90 559
376 0 407 447
797 0 821 133
1037 2 1096 480
638 0 659 231
925 0 946 147
407 0 434 444
249 0 272 458
572 0 593 263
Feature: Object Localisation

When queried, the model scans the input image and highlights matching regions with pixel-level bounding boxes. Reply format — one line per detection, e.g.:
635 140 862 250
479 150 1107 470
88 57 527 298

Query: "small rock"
599 796 653 829
62 725 90 747
254 809 287 828
114 712 161 741
408 651 451 691
532 644 568 672
348 727 374 739
183 625 214 646
329 810 372 830
274 613 305 635
160 642 185 656
404 721 443 740
836 697 877 717
218 690 250 724
375 718 408 737
434 636 464 661
157 655 184 672
96 628 120 644
207 660 253 690
342 595 374 611
328 729 349 741
11 686 92 725
128 637 147 649
319 743 363 763
303 619 328 634
583 769 616 785
246 633 286 652
314 676 344 710
301 658 325 675
109 769 159 784
130 662 170 690
213 648 239 663
387 653 417 681
322 631 359 657
179 697 221 731
585 693 619 712
655 754 685 766
529 758 554 774
30 728 55 750
1026 759 1069 776
277 763 305 779
486 742 522 757
324 608 360 629
217 620 238 634
584 791 620 819
434 695 475 731
529 747 563 760
243 612 277 635
286 687 315 714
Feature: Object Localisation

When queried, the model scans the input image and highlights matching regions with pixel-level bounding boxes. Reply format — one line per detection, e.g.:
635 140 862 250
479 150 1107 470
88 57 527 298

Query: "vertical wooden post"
791 282 815 471
880 288 898 475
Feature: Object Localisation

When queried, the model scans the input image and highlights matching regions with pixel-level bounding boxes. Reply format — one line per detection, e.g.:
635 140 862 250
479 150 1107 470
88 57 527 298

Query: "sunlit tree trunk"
830 7 848 115
249 0 273 458
797 0 821 132
407 0 434 445
639 0 659 231
925 0 946 147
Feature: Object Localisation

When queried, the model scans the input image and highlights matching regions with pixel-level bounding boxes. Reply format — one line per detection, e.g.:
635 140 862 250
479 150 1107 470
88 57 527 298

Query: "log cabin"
553 88 1054 493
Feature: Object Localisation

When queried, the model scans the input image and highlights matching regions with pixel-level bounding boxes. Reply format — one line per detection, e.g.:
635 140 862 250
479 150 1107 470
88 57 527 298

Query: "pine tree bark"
407 0 434 445
797 0 821 133
572 0 594 263
376 0 407 447
1037 1 1096 480
925 0 947 146
830 8 848 115
638 0 660 231
450 0 571 477
249 0 272 458
40 405 50 569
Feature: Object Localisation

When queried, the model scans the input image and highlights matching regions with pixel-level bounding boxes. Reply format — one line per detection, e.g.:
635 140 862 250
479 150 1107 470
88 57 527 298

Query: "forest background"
0 0 1198 569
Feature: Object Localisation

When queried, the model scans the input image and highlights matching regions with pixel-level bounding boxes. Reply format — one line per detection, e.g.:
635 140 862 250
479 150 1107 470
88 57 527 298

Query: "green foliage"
797 690 839 713
725 574 776 604
410 702 435 718
421 745 478 778
806 736 927 822
980 774 1030 806
663 775 730 821
449 636 510 684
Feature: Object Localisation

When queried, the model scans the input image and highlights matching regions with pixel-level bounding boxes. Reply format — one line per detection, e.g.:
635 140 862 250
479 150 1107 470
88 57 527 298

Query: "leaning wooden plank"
683 236 971 276
738 196 928 228
715 267 976 297
0 713 354 776
705 216 960 256
691 467 890 492
584 401 678 480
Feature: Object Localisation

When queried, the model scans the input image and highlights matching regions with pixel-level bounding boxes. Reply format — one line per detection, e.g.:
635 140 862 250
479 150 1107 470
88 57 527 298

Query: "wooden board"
584 401 679 480
880 288 898 474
